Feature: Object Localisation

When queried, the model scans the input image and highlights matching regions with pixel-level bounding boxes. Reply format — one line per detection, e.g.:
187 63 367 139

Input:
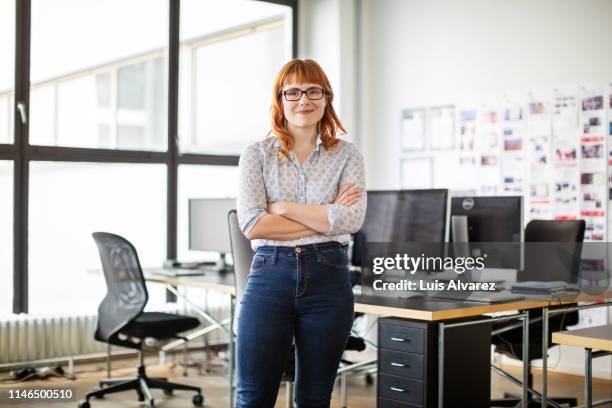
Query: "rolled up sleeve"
237 143 267 236
326 144 367 235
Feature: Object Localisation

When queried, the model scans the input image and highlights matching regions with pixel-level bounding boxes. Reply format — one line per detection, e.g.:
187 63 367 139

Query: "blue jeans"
235 242 354 408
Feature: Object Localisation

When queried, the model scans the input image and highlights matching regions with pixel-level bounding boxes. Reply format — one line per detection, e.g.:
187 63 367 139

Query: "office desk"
141 271 612 408
145 268 236 296
553 325 612 408
142 268 236 352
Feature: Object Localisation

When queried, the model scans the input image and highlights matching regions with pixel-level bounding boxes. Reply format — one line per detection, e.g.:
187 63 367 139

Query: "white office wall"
299 0 612 378
355 0 612 379
298 0 358 143
358 0 612 189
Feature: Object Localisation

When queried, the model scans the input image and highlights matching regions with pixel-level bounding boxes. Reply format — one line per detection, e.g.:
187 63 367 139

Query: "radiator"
0 300 231 365
0 314 104 364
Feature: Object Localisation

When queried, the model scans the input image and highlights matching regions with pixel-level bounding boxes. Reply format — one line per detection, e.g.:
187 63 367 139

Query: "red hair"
269 59 346 157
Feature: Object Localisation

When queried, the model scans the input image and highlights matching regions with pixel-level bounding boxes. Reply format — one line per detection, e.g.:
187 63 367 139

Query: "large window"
0 0 14 144
28 162 167 315
29 0 168 150
0 161 12 316
2 0 295 316
178 0 292 154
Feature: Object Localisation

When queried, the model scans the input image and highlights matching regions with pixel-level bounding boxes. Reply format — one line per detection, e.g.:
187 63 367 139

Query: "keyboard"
151 268 206 277
431 291 525 303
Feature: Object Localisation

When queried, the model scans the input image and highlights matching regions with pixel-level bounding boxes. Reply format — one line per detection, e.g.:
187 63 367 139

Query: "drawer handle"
390 387 408 393
390 337 410 342
390 362 409 368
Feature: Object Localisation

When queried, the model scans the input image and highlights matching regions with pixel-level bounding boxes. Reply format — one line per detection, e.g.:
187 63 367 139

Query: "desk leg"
542 307 548 408
107 344 111 378
438 322 445 408
229 294 235 408
585 348 592 408
522 310 529 407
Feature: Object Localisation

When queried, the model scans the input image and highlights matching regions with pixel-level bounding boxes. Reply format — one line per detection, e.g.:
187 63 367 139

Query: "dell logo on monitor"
462 198 475 211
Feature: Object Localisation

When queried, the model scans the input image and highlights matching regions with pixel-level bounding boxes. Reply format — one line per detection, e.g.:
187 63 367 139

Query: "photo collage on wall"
399 82 611 243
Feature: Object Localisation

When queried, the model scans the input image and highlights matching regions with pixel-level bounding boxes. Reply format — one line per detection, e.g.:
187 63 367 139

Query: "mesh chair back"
92 232 148 342
227 210 254 304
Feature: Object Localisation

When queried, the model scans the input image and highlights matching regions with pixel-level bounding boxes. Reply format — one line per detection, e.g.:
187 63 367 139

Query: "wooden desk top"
354 294 550 321
144 268 236 296
141 269 611 322
552 325 612 352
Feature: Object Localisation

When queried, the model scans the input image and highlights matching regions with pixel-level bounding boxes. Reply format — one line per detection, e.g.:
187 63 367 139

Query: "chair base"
78 366 203 408
491 392 578 407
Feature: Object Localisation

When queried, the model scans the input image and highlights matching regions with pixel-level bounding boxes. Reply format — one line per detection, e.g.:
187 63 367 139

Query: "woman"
236 58 367 408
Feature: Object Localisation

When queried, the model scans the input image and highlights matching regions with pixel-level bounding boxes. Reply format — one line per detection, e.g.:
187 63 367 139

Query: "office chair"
78 232 204 408
491 219 585 408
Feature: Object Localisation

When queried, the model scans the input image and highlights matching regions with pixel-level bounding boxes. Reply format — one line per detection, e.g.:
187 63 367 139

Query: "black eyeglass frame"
281 87 326 101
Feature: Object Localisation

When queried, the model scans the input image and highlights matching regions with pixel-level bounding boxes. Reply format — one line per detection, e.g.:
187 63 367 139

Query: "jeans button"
295 247 302 254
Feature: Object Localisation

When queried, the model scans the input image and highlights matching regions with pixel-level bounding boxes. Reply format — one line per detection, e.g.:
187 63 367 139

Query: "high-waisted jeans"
235 241 354 408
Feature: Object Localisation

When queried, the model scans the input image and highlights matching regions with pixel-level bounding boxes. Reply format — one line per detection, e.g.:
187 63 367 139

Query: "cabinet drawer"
380 349 424 379
378 397 421 408
379 373 423 405
379 323 425 354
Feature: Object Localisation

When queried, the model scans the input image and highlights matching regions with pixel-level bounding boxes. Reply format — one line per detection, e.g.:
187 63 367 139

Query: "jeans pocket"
317 249 349 270
249 254 271 274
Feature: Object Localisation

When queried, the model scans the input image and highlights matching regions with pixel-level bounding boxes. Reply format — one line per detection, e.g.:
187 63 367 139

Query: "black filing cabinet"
377 317 491 408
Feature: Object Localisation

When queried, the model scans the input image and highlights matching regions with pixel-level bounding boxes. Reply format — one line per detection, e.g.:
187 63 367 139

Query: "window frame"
0 0 297 313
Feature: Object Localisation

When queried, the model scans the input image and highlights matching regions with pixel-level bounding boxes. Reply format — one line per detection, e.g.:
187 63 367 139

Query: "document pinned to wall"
458 108 477 151
553 166 579 219
553 88 579 131
477 101 502 194
526 92 553 220
579 85 607 241
400 108 426 151
428 105 455 150
552 88 580 220
500 96 526 194
501 97 526 153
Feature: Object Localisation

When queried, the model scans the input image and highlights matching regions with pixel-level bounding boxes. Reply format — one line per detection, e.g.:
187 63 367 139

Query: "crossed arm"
247 183 363 240
237 143 366 241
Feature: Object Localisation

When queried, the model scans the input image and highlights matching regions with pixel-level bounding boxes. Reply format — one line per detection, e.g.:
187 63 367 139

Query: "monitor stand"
211 253 233 273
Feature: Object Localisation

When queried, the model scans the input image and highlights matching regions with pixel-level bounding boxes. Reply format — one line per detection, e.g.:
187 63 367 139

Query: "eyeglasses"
281 87 325 101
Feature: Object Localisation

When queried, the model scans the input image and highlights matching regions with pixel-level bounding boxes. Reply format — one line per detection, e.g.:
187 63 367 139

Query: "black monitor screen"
451 196 523 269
451 196 523 243
352 189 449 266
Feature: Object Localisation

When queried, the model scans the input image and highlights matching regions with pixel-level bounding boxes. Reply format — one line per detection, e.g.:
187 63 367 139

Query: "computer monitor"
352 189 450 268
189 198 236 270
450 196 523 271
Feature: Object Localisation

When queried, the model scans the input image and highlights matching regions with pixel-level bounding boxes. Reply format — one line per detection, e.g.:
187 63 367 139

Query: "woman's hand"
333 182 362 206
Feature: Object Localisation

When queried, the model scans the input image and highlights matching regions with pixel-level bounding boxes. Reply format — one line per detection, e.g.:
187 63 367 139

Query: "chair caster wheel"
365 373 374 385
163 388 173 396
193 393 204 406
78 401 91 408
